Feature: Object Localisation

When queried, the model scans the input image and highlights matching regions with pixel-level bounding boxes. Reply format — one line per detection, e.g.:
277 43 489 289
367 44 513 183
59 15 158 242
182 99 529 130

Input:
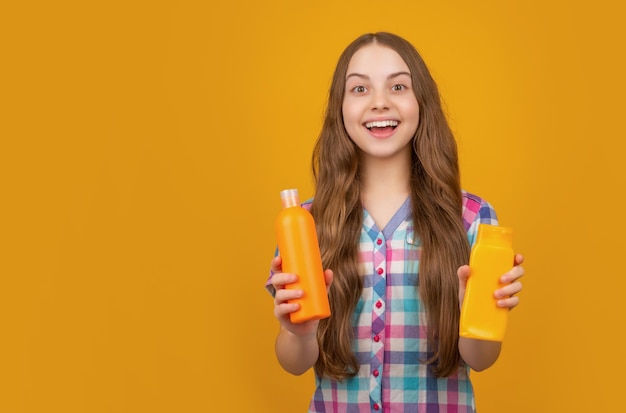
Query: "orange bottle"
460 224 513 341
275 189 331 324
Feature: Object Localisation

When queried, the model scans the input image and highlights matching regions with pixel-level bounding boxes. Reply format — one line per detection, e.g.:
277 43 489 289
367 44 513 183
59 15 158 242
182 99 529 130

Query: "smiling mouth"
364 120 399 130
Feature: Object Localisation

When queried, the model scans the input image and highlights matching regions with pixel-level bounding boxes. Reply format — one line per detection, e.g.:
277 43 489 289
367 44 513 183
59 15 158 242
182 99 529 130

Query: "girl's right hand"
270 255 333 337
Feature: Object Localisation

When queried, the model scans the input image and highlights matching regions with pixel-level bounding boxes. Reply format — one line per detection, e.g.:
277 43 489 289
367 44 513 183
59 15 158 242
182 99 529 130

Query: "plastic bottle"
275 189 331 324
459 224 513 341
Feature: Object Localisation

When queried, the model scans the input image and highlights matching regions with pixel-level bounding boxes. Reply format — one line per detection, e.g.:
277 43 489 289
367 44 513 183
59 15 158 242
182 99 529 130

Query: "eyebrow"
346 71 411 80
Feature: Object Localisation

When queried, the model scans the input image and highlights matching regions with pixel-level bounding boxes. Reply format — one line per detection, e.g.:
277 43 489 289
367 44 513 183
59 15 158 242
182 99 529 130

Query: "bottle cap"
477 224 512 246
280 189 300 208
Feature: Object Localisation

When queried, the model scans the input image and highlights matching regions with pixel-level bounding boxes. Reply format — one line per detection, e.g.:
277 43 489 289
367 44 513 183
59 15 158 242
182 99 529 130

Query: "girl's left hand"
457 254 525 310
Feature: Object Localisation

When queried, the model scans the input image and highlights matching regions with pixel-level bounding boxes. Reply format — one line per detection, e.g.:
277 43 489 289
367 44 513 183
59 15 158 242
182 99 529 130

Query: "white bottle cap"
280 189 299 208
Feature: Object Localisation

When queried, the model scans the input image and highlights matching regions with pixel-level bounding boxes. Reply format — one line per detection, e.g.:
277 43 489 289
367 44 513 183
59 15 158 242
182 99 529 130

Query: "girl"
266 32 524 412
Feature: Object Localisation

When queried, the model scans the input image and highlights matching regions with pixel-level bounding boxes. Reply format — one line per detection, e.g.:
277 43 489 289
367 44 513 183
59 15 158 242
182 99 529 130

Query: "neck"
359 150 412 202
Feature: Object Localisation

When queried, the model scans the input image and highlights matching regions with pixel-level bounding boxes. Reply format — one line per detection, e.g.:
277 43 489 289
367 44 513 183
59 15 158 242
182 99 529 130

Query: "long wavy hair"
310 32 470 379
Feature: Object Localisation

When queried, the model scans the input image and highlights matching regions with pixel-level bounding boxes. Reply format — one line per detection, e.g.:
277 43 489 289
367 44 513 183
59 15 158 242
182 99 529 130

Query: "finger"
456 265 471 308
500 265 524 283
270 255 283 273
495 281 523 299
274 302 300 319
271 272 298 291
497 295 520 309
514 253 524 266
457 265 471 283
324 269 334 288
274 288 304 305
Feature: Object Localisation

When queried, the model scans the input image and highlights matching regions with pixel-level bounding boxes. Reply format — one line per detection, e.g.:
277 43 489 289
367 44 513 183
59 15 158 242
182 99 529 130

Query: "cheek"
401 100 420 126
342 101 359 126
341 104 361 141
341 100 352 119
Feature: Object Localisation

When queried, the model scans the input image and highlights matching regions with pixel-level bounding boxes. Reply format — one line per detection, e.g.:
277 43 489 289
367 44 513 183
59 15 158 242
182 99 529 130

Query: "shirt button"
374 335 380 342
373 369 379 377
376 238 382 245
376 267 383 275
373 403 380 411
376 301 382 309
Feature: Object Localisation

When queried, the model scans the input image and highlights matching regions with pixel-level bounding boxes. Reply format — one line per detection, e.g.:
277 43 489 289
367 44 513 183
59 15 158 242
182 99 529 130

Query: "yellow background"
1 1 624 412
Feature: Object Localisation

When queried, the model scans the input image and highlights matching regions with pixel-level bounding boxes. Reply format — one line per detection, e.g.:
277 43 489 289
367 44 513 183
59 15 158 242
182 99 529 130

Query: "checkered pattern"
267 191 499 412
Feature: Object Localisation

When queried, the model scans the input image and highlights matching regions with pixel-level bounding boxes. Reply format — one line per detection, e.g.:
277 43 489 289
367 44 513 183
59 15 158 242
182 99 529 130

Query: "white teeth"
365 120 399 129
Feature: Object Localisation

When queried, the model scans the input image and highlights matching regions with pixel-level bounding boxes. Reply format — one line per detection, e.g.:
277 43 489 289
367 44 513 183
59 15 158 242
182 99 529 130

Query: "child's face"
342 44 419 162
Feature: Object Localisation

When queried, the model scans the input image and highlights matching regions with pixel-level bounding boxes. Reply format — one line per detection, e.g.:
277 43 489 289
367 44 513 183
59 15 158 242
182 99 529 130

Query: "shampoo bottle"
460 224 513 341
275 189 331 323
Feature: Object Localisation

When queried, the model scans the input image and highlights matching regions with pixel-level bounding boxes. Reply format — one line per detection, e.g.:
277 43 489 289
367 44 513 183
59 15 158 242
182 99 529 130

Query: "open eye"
352 85 367 94
392 84 407 92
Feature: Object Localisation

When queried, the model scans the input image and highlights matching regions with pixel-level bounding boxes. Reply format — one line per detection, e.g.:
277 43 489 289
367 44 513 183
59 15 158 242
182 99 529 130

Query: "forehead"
346 44 410 76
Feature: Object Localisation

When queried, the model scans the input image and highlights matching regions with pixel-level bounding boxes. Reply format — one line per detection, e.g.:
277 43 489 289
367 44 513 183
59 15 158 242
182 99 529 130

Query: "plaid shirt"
268 191 498 413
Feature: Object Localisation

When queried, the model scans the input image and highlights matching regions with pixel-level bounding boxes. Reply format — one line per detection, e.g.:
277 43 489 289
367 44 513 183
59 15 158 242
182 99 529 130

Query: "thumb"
324 269 334 293
457 265 471 307
457 264 470 285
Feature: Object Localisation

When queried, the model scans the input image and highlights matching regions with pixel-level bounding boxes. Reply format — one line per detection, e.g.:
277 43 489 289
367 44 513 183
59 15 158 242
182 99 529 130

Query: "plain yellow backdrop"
1 0 625 412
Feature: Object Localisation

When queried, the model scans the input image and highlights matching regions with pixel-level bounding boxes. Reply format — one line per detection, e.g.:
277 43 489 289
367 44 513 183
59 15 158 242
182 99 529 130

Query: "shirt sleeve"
464 194 499 248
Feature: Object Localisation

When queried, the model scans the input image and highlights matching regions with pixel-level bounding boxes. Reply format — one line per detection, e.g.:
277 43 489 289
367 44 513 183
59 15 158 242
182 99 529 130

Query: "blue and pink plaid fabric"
267 191 498 412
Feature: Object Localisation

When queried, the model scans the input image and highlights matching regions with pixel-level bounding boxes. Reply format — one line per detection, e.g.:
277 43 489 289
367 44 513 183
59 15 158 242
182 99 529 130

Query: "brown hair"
310 32 470 379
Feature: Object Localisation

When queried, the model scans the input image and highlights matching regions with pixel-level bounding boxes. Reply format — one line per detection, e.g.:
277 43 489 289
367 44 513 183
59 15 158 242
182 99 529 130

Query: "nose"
371 89 390 111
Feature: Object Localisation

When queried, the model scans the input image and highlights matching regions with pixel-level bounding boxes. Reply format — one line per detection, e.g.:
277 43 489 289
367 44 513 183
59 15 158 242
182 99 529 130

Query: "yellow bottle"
275 189 331 324
460 224 513 341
